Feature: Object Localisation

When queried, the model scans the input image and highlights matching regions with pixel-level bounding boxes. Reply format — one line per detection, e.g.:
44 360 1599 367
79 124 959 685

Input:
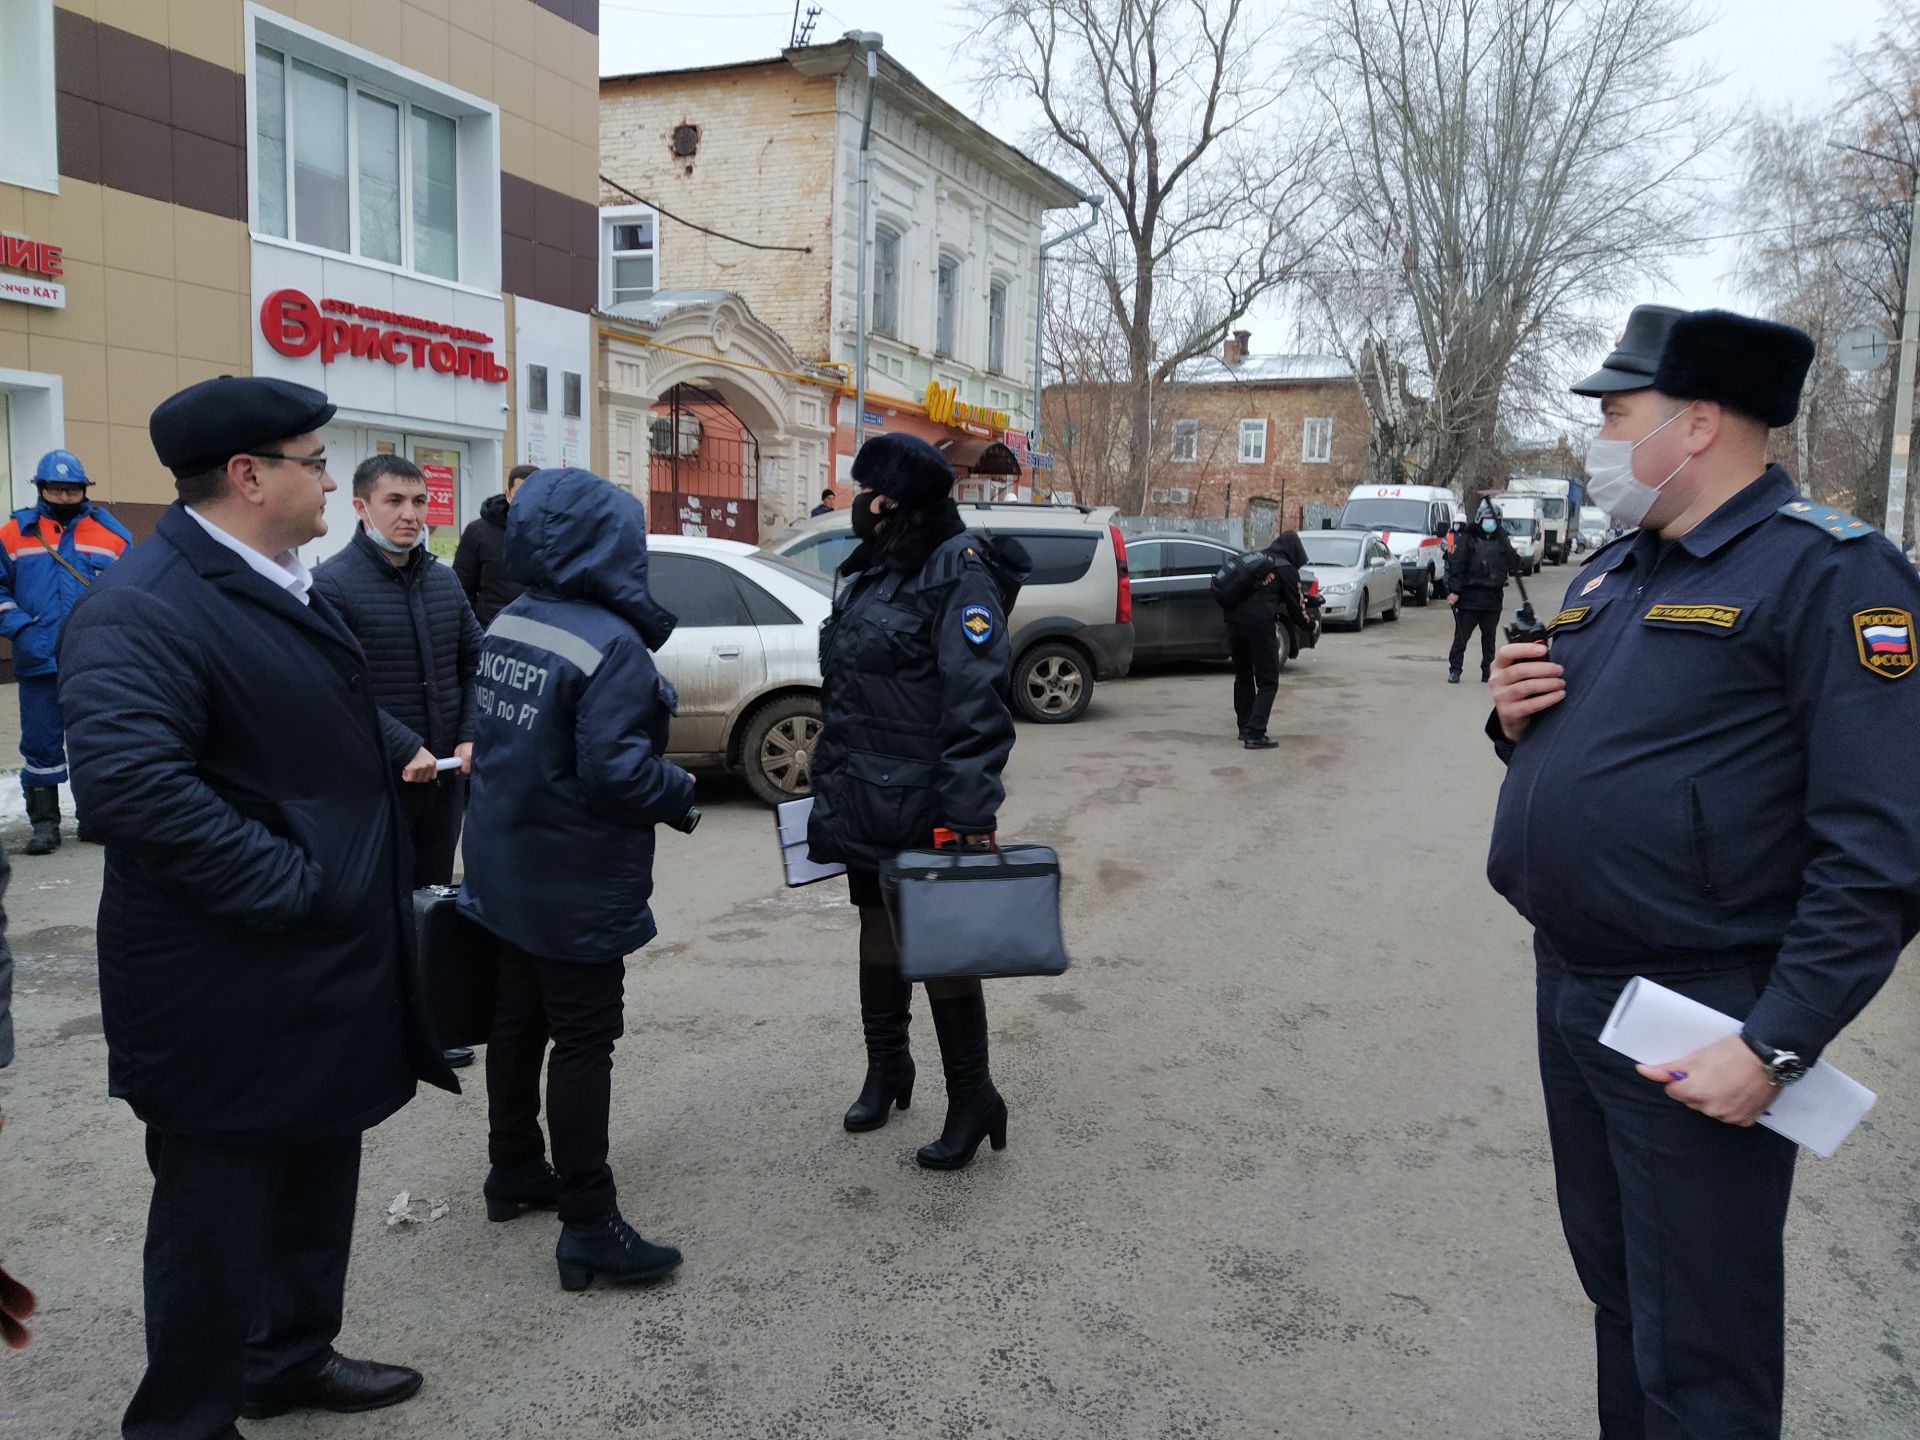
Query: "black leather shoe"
1242 735 1280 750
484 1158 562 1221
240 1352 423 1418
1447 669 1461 683
442 1047 476 1068
556 1214 683 1291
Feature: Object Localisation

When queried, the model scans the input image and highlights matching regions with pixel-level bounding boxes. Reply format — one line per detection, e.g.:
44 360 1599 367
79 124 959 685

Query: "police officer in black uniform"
1487 308 1920 1439
1443 502 1518 683
1224 534 1310 749
808 434 1030 1170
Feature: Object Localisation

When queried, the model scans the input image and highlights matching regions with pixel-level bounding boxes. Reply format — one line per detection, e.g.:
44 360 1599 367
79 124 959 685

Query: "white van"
1334 484 1462 605
1490 493 1545 574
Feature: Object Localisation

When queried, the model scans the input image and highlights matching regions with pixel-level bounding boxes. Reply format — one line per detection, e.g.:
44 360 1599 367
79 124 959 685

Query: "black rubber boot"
844 965 915 1132
915 991 1008 1171
1447 669 1462 684
555 1213 682 1291
483 1158 561 1222
24 786 61 855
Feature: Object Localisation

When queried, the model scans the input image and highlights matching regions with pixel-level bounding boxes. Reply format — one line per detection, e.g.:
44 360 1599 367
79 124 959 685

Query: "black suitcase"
412 886 498 1050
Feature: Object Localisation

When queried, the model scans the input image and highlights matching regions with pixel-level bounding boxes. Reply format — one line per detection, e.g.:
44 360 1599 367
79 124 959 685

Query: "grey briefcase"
878 845 1071 983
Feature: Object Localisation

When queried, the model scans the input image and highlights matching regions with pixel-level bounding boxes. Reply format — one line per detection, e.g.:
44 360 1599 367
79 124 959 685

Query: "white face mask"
357 503 426 553
1584 406 1693 528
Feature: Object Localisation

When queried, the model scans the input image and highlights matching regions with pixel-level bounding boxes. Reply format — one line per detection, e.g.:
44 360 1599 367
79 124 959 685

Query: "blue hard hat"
33 449 93 486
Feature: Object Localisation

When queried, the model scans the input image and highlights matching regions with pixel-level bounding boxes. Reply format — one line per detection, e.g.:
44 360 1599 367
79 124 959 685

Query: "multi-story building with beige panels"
0 0 600 589
596 40 1091 533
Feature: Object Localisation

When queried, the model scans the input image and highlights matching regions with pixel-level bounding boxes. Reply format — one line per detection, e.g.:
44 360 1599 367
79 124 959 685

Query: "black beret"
148 376 337 481
849 433 955 510
1652 310 1815 429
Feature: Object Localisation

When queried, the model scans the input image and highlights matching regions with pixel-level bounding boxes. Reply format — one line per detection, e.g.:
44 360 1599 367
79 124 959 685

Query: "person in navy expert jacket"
57 376 458 1439
457 467 696 1293
1487 309 1920 1439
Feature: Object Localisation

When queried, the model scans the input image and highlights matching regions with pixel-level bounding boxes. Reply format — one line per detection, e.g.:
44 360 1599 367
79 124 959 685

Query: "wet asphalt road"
1 567 1916 1438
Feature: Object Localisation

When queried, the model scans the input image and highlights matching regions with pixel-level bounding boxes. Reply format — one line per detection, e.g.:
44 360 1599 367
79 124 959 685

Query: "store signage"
923 381 1010 434
421 463 456 526
1001 428 1056 472
259 289 507 383
1 231 66 309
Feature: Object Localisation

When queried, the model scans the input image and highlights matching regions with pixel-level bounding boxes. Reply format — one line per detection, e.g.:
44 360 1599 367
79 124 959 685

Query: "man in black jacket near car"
453 464 533 627
1445 503 1520 683
1223 533 1311 749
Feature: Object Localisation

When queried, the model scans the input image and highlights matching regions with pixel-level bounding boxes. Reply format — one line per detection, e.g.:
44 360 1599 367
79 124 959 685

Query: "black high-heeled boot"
915 991 1007 1170
483 1158 561 1221
845 965 915 1132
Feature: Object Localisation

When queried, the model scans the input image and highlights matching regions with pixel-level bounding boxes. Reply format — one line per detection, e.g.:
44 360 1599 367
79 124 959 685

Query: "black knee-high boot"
844 965 915 1132
916 991 1007 1170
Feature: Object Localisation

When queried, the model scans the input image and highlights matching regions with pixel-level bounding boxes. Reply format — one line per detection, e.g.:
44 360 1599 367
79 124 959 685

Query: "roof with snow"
1174 353 1355 386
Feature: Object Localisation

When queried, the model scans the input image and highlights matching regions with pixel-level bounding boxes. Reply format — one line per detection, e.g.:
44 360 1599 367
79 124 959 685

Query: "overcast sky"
601 0 1892 352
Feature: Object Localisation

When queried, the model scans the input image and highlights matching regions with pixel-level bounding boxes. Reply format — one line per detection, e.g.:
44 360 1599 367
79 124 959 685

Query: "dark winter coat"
1225 553 1308 634
807 521 1030 871
457 469 695 962
57 505 457 1142
1446 529 1518 610
312 528 483 764
452 494 524 628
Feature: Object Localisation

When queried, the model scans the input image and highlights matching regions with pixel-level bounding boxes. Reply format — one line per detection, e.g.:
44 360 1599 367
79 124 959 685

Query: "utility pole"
848 32 884 463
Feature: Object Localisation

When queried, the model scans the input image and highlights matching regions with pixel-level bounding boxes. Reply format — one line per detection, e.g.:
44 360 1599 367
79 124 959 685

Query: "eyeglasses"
248 451 329 473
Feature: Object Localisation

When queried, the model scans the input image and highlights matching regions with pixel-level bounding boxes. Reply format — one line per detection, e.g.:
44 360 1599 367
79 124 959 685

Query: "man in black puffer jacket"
453 464 533 627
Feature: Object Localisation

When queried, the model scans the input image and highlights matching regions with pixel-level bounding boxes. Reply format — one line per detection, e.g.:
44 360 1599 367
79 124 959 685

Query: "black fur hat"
1652 310 1815 429
850 433 956 510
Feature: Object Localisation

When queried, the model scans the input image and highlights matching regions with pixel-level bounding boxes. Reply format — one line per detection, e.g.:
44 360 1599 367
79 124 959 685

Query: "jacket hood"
505 468 676 650
481 493 510 527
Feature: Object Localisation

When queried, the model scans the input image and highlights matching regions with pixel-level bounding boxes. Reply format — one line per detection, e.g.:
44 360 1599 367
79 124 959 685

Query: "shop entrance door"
368 433 471 561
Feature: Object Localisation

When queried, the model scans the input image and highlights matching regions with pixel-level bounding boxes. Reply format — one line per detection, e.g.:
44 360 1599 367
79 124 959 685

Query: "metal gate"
647 384 761 544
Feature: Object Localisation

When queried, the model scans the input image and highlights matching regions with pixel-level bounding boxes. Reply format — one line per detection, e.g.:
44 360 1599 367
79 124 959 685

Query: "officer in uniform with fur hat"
1486 309 1920 1438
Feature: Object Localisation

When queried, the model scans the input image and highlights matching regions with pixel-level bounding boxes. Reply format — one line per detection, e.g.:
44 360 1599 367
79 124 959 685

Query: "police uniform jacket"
808 530 1029 870
1487 467 1920 1062
57 505 457 1141
457 469 694 962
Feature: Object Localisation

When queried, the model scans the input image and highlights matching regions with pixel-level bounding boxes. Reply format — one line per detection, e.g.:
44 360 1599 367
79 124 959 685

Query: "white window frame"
245 5 502 295
871 223 903 339
1302 416 1333 464
987 278 1009 374
986 385 1015 413
1238 419 1267 464
601 204 659 310
0 0 58 193
1171 419 1199 463
935 252 961 358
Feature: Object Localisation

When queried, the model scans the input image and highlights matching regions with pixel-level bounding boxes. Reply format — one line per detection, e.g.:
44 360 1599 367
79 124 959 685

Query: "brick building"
1044 332 1374 530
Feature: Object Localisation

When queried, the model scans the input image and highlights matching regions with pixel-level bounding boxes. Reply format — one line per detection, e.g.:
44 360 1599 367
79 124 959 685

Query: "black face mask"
851 491 884 541
44 500 86 525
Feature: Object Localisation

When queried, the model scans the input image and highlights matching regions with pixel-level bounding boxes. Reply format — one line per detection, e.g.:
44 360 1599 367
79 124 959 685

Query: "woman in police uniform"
807 434 1030 1170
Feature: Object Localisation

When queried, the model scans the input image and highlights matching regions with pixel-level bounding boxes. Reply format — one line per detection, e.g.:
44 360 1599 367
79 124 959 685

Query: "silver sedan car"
644 536 830 805
1298 529 1403 631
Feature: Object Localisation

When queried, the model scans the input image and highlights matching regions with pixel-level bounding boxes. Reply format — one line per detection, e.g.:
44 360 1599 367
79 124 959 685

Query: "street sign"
1837 326 1891 372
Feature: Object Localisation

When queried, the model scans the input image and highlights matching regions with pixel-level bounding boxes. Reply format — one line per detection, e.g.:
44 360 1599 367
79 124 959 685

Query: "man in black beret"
58 376 457 1438
1487 310 1920 1437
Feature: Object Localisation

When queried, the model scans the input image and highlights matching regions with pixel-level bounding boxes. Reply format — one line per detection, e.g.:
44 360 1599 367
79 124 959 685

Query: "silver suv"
762 502 1135 724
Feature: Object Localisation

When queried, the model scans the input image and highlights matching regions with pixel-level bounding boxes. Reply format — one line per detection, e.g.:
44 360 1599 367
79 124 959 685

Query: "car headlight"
1327 580 1358 596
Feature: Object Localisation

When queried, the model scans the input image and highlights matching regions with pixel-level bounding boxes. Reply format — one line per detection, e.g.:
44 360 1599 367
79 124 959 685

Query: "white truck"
1577 504 1610 552
1489 493 1546 574
1503 476 1582 564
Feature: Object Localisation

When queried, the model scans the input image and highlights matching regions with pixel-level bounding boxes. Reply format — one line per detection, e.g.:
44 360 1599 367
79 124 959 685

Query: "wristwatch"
1739 1030 1809 1087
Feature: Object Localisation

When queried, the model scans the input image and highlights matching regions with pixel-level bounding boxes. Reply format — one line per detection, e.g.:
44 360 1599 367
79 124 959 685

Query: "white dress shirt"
184 507 313 607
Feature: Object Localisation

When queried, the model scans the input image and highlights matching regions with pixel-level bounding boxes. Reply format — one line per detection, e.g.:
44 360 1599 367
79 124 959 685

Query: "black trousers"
403 775 465 888
123 1129 361 1439
1535 939 1797 1440
1228 624 1281 737
486 945 626 1223
1448 604 1500 674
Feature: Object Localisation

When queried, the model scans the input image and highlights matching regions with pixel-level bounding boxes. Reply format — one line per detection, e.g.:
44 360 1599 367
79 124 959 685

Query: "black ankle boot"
555 1213 682 1291
24 786 61 856
844 965 914 1132
916 991 1007 1171
483 1158 561 1221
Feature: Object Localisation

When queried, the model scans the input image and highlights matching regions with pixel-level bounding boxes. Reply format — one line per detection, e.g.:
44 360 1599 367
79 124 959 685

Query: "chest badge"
961 604 995 646
1853 608 1915 679
1580 574 1606 596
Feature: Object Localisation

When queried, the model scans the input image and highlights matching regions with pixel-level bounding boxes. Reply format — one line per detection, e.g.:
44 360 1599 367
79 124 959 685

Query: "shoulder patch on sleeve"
960 603 995 645
1780 500 1875 540
1853 607 1915 679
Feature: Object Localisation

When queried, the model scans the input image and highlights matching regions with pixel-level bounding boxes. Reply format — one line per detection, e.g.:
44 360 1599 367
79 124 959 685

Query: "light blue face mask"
1480 519 1498 535
362 522 425 553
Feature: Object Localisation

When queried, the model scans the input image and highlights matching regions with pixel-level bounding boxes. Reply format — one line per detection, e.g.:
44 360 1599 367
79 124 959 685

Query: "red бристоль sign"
259 289 507 383
420 464 456 527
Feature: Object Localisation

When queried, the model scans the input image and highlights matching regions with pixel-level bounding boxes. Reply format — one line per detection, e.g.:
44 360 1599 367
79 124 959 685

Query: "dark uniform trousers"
402 775 464 888
124 1128 361 1439
1448 603 1501 675
1535 939 1798 1440
1228 623 1282 736
485 945 626 1224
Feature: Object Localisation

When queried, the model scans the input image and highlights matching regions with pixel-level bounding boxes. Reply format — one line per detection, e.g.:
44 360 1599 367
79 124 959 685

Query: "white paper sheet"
775 797 847 888
1598 976 1877 1158
435 756 464 773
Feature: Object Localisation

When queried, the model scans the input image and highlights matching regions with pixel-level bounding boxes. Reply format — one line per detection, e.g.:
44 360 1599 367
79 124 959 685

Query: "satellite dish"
1837 327 1891 372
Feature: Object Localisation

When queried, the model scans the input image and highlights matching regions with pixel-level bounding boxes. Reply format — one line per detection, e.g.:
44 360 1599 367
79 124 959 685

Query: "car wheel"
1352 597 1367 633
1384 583 1401 622
739 693 824 807
1410 572 1430 606
1013 641 1093 724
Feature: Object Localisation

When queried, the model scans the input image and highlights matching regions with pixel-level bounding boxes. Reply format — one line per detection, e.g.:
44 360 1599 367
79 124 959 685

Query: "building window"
254 42 461 280
872 226 901 338
602 206 658 309
527 365 549 413
1239 419 1267 464
936 255 960 357
562 372 582 419
1302 416 1333 464
0 0 58 193
987 280 1008 374
1171 420 1199 463
986 385 1015 413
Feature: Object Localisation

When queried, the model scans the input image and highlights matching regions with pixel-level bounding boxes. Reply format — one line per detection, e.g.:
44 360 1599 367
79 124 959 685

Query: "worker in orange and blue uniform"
0 450 133 854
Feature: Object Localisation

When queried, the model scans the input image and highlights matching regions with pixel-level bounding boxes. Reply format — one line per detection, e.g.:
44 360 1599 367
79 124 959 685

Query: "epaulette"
1779 499 1875 540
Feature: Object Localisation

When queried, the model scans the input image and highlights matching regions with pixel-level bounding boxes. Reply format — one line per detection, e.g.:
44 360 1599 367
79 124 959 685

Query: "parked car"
763 501 1135 724
1124 532 1240 665
1298 529 1402 631
1334 484 1461 605
643 536 831 806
